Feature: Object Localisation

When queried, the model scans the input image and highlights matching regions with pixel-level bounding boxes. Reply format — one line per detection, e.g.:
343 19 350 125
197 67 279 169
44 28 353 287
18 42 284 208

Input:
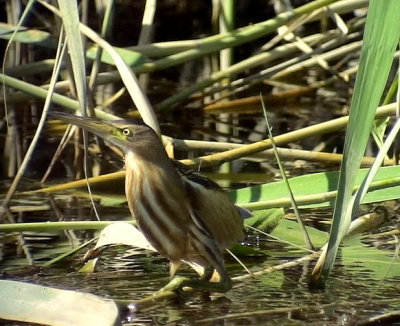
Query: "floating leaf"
342 236 400 278
245 208 284 233
80 222 155 273
271 219 328 249
231 165 400 209
0 280 120 326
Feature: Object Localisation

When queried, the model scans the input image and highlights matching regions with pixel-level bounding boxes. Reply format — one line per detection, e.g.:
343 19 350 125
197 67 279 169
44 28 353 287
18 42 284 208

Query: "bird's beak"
49 112 125 148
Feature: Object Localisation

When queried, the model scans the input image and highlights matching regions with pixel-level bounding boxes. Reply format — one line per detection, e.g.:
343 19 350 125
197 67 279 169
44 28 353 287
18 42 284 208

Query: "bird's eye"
122 128 131 136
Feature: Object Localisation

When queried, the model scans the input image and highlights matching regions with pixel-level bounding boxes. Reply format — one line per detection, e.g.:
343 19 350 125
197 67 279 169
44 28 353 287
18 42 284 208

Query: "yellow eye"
122 128 131 136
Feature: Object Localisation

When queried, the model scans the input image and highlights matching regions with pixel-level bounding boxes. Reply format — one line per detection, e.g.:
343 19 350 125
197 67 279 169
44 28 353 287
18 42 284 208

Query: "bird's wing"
171 159 223 191
172 160 252 220
172 160 244 249
235 205 253 219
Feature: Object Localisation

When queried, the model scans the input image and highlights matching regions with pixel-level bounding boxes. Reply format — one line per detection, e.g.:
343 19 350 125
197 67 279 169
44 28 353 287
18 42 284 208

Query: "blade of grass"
57 0 103 221
38 0 160 135
180 103 398 169
57 0 87 117
1 27 66 210
0 72 119 120
87 0 115 98
311 0 400 286
260 96 314 250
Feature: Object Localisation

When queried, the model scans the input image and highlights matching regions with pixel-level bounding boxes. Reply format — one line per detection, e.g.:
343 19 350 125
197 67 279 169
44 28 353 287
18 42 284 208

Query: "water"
2 223 399 326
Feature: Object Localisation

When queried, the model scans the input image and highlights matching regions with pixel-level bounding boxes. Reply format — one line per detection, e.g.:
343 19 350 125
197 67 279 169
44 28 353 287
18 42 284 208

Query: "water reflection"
2 233 399 325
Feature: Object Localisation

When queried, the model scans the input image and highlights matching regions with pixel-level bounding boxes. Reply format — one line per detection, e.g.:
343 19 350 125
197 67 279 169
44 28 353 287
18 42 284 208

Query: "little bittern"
51 112 249 292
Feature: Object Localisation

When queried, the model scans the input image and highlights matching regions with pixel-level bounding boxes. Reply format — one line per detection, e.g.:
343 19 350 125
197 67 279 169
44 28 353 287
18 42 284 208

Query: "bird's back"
173 160 245 249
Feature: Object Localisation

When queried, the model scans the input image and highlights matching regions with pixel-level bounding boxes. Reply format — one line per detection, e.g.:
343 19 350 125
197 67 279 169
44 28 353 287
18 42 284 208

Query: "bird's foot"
189 277 232 293
156 275 232 296
155 276 191 297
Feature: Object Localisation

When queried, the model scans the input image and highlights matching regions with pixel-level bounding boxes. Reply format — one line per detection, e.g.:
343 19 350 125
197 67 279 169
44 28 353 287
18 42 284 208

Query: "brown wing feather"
171 160 222 190
175 161 245 249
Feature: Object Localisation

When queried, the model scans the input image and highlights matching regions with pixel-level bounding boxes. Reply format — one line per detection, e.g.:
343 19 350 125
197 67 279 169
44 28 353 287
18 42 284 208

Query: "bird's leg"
156 270 232 296
155 276 191 296
178 271 233 293
200 265 214 281
155 267 232 296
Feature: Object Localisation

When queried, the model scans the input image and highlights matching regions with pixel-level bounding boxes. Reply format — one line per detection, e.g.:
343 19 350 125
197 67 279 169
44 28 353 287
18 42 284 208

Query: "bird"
50 112 250 293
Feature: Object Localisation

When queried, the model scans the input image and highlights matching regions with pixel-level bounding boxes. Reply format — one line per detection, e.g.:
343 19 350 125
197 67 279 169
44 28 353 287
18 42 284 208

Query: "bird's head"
49 112 159 154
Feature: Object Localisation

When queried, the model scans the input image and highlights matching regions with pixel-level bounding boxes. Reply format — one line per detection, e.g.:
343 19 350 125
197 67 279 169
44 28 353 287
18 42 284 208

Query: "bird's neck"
124 150 180 186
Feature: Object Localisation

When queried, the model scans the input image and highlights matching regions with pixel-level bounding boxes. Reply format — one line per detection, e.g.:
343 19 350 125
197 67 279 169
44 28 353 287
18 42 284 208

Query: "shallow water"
2 227 400 326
